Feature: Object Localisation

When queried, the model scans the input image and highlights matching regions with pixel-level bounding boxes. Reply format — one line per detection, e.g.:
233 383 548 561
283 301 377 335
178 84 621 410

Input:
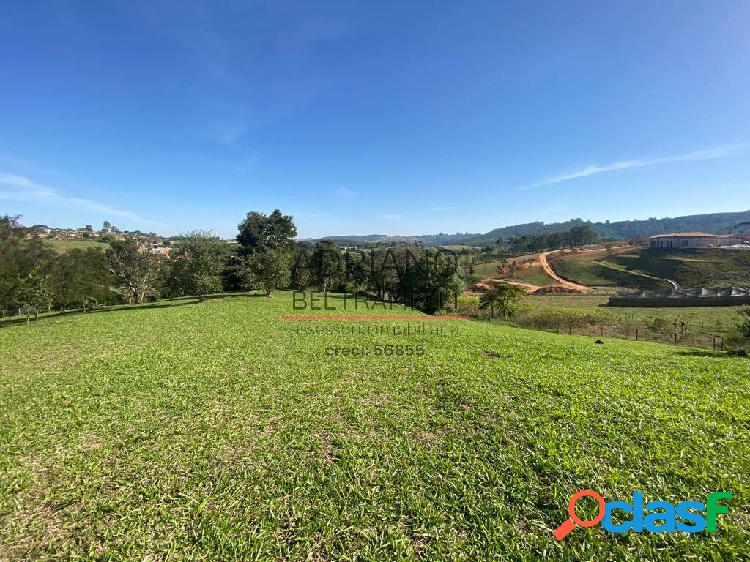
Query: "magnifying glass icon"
553 490 606 540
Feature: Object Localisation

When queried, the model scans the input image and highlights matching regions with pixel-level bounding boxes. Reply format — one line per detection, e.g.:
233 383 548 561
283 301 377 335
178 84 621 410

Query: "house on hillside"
649 232 718 249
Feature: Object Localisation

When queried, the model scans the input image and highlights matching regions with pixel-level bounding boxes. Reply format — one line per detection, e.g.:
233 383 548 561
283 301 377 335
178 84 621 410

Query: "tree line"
1 210 465 320
496 224 597 253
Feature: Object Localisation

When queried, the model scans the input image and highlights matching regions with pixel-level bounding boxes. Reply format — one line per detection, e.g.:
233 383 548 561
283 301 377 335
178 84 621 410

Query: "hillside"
1 293 748 560
610 248 750 288
550 247 750 289
316 210 750 247
463 210 750 246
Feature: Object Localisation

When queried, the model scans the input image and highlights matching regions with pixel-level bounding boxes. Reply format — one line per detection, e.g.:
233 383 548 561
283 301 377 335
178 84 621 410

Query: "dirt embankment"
538 251 588 293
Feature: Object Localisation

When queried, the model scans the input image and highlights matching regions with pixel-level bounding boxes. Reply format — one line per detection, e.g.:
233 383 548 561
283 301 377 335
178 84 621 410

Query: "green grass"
1 292 748 560
610 248 750 288
43 239 109 254
550 251 671 290
520 294 745 338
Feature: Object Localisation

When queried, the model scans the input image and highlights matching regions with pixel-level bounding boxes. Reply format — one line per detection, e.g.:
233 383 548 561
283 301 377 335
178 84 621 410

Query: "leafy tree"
0 215 55 313
106 240 162 304
289 246 312 290
13 269 52 323
243 246 292 296
479 282 526 318
169 231 228 298
310 240 344 292
236 210 297 296
343 250 371 293
368 246 463 313
50 248 115 310
569 224 597 247
237 210 297 255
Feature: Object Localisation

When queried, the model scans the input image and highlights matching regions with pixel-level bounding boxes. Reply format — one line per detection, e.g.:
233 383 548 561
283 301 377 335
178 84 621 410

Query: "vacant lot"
43 239 109 254
473 254 562 288
550 250 671 290
551 247 750 290
610 248 750 288
1 293 748 560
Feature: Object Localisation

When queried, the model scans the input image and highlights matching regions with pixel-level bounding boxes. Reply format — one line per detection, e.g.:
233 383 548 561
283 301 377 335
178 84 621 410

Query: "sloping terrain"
610 248 750 288
1 294 748 560
550 248 675 290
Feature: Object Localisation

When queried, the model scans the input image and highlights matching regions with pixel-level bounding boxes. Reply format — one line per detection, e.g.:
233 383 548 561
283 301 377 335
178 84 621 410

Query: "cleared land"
551 247 750 290
1 293 748 560
43 239 109 254
472 253 562 291
549 248 671 290
610 248 750 288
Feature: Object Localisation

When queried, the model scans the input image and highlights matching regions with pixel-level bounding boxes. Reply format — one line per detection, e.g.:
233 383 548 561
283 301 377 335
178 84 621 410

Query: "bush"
738 308 750 338
515 307 608 332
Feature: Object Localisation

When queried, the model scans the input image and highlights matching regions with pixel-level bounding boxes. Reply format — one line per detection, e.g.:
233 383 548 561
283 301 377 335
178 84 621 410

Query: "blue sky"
1 1 749 238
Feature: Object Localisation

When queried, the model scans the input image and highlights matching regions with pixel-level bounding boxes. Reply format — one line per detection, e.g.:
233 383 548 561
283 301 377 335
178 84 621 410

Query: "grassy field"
1 292 748 560
610 248 750 288
523 294 745 336
550 251 671 290
552 247 750 290
43 239 109 254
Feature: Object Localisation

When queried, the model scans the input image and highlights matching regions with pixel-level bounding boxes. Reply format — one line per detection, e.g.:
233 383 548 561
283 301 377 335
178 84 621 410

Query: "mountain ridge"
313 209 750 246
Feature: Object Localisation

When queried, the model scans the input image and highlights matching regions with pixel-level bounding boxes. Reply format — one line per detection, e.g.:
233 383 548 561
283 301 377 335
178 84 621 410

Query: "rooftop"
649 232 717 239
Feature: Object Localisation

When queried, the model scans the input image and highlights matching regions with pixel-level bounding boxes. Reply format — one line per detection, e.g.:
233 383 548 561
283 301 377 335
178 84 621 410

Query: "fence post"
635 327 639 341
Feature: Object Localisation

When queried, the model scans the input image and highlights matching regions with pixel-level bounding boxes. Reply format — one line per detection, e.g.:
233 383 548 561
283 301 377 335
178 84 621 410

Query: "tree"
106 240 162 304
169 231 228 298
479 282 525 318
237 210 297 256
50 248 114 310
569 224 596 247
243 247 292 296
0 215 55 313
14 270 52 323
102 220 112 232
236 210 297 296
310 240 344 292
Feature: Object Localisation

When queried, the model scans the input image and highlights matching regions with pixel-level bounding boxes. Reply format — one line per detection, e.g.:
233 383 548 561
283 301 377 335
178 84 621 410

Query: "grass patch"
43 239 109 254
610 248 750 288
551 251 670 290
1 292 748 560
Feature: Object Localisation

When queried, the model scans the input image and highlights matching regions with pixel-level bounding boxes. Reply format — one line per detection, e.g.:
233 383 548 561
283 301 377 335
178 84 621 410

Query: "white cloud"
0 172 159 226
521 142 750 189
0 173 42 190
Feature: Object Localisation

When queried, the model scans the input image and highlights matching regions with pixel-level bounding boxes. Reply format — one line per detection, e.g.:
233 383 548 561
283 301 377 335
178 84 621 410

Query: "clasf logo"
554 489 732 540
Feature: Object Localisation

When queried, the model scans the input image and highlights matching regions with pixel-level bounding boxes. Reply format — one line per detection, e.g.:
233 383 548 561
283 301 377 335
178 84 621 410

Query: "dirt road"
469 279 541 294
538 251 588 293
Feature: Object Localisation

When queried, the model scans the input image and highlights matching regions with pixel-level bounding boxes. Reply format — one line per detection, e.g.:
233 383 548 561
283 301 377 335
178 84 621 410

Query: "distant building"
649 232 718 249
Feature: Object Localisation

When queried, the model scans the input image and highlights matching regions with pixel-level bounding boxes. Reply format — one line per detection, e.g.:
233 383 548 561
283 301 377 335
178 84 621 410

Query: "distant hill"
462 210 750 246
315 210 750 247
